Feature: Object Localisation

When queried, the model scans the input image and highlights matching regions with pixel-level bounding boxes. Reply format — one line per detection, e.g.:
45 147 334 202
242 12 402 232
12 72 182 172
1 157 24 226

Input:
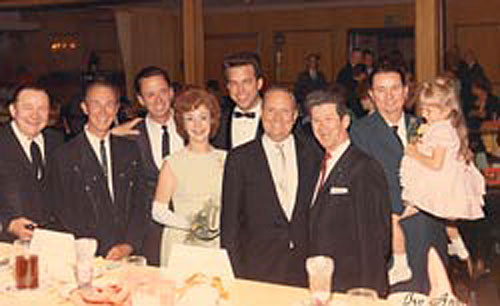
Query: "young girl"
389 77 486 285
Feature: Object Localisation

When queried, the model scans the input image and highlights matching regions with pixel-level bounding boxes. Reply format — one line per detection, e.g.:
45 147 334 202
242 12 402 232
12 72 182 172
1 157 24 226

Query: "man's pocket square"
329 187 349 194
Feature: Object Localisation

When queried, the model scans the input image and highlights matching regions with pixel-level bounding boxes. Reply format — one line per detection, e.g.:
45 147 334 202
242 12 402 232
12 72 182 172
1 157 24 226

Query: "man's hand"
105 243 133 261
110 118 143 137
8 217 36 239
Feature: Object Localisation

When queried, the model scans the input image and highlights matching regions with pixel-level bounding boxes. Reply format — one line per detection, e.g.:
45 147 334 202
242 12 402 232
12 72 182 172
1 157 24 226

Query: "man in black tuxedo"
47 80 148 260
349 66 448 294
0 84 63 241
131 66 185 265
212 51 265 150
307 89 391 297
221 87 320 287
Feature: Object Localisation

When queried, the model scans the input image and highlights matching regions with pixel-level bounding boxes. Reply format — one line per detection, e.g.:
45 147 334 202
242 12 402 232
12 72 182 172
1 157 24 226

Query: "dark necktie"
233 111 256 119
30 141 43 180
392 125 404 149
162 126 170 158
319 151 332 191
100 140 108 178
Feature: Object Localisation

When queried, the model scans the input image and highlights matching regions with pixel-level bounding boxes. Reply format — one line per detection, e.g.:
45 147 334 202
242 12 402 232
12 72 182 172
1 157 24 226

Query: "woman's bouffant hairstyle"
173 86 221 141
416 76 473 164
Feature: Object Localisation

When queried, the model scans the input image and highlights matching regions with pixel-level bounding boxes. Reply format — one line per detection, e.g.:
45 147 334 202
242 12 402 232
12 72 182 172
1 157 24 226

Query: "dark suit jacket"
349 111 412 214
310 144 391 297
211 100 264 150
349 112 447 294
0 123 64 241
293 70 328 108
336 63 354 89
132 120 164 266
47 133 148 256
221 132 320 287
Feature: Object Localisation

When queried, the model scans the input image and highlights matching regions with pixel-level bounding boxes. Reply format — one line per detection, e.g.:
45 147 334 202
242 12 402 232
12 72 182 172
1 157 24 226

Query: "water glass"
125 255 147 267
306 256 334 305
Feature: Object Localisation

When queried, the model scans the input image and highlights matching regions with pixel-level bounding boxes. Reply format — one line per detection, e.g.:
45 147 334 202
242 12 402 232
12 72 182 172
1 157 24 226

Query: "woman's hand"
405 143 419 158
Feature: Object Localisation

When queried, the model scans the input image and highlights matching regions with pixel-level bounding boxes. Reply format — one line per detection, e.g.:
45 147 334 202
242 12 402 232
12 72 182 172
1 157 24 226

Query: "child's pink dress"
400 120 485 220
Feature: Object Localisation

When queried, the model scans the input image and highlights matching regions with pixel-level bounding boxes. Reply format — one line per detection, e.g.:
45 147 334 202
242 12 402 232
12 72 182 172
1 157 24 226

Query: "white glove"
152 201 190 230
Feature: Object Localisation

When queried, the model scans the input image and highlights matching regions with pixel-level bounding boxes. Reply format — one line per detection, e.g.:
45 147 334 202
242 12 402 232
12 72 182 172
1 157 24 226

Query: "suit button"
289 241 294 249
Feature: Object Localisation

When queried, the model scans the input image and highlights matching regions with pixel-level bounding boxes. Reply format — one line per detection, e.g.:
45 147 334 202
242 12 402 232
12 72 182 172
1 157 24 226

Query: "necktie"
30 141 43 180
162 126 170 158
100 140 108 178
275 144 289 217
233 111 256 119
392 125 404 149
319 151 331 191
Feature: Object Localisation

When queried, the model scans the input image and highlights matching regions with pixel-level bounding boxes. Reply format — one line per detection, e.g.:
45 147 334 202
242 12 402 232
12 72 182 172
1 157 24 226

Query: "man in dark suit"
349 66 448 294
212 51 265 150
0 84 63 241
221 87 320 287
336 48 363 92
293 53 328 114
131 66 185 266
47 79 148 260
307 89 391 297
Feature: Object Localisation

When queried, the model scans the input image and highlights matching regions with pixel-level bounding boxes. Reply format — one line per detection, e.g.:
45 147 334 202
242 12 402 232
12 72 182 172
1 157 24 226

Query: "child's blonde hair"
417 75 473 164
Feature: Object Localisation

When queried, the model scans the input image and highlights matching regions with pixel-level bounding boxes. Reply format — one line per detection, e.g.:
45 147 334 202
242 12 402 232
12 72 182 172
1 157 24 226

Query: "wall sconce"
50 32 79 52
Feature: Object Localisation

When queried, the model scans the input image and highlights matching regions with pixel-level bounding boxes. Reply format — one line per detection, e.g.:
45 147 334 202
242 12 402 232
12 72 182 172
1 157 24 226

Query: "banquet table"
0 242 409 306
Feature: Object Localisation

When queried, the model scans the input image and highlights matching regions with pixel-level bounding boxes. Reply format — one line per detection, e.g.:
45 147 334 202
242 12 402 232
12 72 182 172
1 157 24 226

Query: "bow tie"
233 111 256 119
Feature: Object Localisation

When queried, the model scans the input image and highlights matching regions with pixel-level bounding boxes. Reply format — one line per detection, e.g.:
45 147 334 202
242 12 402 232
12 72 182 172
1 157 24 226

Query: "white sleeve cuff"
152 201 190 229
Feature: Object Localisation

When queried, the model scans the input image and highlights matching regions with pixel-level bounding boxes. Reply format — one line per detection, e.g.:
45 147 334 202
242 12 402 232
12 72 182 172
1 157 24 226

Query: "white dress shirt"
145 115 184 169
231 101 262 149
84 127 114 200
262 134 298 220
11 121 45 162
383 114 407 147
312 139 351 205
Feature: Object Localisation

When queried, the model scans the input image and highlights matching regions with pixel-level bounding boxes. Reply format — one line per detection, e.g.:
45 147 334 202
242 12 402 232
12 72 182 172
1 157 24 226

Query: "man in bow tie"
307 88 391 297
212 51 265 150
0 84 63 241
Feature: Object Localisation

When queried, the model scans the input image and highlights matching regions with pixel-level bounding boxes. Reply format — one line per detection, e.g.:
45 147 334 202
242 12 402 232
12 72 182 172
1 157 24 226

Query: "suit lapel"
255 139 290 223
79 134 114 208
6 124 35 174
136 120 158 174
227 105 235 149
372 112 403 156
291 135 311 222
310 145 354 221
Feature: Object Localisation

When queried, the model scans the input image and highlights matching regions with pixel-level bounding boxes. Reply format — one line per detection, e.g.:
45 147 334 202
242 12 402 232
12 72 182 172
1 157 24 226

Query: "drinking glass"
13 238 39 289
75 238 98 290
125 255 147 267
306 256 334 305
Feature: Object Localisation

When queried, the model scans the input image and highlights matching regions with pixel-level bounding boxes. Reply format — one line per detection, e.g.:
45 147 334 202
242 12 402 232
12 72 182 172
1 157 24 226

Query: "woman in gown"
151 87 226 266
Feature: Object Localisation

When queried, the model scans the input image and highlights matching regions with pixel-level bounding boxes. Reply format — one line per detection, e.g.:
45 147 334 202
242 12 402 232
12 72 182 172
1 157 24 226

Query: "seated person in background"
0 84 63 241
47 79 148 260
151 87 226 266
307 89 391 297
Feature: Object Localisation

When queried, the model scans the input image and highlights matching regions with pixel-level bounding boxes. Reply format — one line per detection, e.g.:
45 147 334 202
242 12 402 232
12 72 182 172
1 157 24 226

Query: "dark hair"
134 66 171 96
305 87 348 118
9 83 50 106
362 49 374 57
369 64 406 88
173 86 221 141
222 51 263 82
352 47 362 54
306 53 320 61
84 77 120 102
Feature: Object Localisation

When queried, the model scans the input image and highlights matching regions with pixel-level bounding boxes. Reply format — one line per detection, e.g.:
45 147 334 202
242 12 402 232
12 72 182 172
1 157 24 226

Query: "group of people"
0 50 486 298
